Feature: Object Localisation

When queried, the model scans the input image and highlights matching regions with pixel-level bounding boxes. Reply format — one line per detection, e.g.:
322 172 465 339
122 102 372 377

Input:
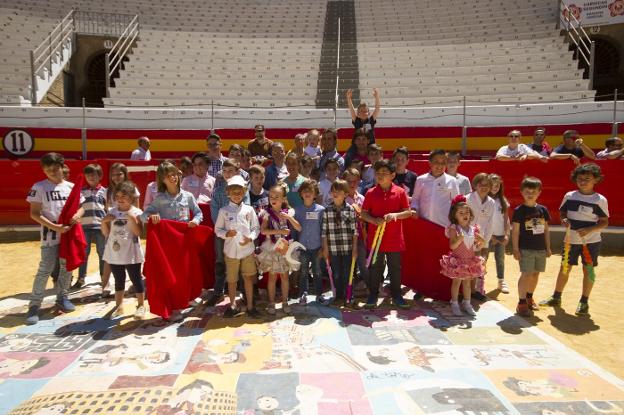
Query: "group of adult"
495 128 623 164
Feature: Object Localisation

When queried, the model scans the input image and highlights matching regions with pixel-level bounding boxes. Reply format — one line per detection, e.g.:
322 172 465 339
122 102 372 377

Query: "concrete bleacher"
353 0 594 106
0 5 65 104
0 0 595 108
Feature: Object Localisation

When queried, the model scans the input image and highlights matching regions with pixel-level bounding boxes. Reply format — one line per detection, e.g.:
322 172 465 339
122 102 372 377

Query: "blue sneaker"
25 305 40 325
364 294 378 309
56 297 75 313
393 297 410 309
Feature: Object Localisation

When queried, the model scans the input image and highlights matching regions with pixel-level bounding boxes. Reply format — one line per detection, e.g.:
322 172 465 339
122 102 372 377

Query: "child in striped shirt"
74 164 107 289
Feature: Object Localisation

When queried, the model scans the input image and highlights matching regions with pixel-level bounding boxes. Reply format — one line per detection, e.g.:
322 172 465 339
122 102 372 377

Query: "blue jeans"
298 248 322 297
79 228 106 280
329 253 352 299
489 235 506 280
213 236 226 296
30 245 71 307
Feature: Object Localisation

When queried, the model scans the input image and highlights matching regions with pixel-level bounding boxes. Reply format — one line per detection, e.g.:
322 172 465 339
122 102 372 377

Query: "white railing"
29 9 75 105
559 0 595 90
105 14 140 98
28 10 139 105
334 17 341 129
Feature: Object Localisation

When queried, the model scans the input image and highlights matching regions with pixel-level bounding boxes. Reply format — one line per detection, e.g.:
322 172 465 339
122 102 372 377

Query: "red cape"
58 174 86 272
401 217 451 301
143 220 215 319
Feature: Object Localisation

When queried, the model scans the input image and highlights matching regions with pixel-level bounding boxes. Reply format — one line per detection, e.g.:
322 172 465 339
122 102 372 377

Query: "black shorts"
561 242 600 267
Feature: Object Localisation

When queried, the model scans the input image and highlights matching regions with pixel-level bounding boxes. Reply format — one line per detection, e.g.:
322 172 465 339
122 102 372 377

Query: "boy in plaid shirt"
322 179 358 302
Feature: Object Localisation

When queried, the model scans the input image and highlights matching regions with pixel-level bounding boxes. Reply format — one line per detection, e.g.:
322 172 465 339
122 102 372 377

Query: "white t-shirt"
304 145 321 158
467 192 496 244
130 147 151 161
491 198 507 236
319 178 333 206
560 190 609 244
410 173 459 227
496 144 536 158
103 206 144 265
27 179 77 247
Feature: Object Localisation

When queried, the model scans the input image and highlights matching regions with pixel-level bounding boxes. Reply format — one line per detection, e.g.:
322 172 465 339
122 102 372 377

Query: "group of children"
23 91 609 323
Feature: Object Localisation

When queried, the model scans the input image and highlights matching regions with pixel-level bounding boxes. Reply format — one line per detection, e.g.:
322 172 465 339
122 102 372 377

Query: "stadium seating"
353 0 593 105
0 0 595 108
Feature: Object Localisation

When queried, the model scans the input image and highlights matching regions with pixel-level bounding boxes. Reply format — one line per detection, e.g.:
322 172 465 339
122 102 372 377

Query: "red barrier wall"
4 159 622 226
2 159 157 225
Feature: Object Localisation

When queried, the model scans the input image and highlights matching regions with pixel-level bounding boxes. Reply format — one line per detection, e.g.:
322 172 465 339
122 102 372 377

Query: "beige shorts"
225 254 257 283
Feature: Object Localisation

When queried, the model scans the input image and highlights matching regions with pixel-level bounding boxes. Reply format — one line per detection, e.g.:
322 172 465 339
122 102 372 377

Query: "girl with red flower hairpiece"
439 195 487 317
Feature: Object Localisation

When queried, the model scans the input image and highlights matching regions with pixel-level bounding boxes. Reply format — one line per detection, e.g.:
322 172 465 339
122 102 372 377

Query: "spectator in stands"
130 136 151 161
264 142 288 189
495 130 547 162
287 133 307 159
248 124 274 164
550 130 596 165
346 88 381 144
446 152 472 195
529 127 552 156
345 88 381 166
317 128 345 180
205 133 227 178
596 137 624 159
228 144 250 180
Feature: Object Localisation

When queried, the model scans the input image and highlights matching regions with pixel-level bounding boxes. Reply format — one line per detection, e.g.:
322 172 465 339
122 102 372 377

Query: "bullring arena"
1 0 624 413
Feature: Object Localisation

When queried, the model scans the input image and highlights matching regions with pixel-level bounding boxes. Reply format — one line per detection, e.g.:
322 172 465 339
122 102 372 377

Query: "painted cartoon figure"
149 380 214 415
0 356 50 377
406 346 444 372
503 375 579 398
79 343 170 370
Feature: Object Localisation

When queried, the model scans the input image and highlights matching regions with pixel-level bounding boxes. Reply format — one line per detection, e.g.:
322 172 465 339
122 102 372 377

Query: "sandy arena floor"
1 240 622 379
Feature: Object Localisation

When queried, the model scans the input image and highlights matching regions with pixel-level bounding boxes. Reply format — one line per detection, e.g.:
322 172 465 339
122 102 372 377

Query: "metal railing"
334 17 341 128
105 14 140 98
559 0 595 90
28 9 139 105
29 9 75 104
74 10 137 37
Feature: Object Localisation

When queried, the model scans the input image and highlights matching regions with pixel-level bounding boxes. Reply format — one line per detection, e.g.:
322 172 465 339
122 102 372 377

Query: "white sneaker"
299 293 308 305
498 279 510 294
462 300 477 316
450 301 463 316
266 303 276 315
189 297 203 307
134 305 146 320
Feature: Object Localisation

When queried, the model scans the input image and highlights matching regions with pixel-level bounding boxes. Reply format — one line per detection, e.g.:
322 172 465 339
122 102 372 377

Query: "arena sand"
1 240 622 378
